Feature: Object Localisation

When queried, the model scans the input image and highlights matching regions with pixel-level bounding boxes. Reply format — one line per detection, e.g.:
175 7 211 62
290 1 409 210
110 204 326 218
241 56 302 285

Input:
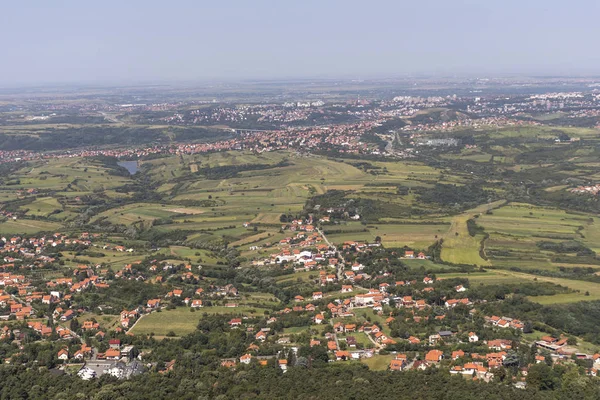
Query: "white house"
351 262 365 271
77 367 97 380
57 349 69 361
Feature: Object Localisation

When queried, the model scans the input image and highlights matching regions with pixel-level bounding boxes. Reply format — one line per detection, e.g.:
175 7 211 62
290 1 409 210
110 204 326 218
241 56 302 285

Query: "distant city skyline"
1 0 600 85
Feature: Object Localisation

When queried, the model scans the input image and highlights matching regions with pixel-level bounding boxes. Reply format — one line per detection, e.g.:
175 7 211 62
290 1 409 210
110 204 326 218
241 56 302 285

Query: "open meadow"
438 201 506 266
130 306 269 337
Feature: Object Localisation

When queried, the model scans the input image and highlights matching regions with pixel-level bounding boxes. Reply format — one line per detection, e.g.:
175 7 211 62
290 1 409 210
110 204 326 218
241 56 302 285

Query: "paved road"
317 228 346 280
126 311 150 335
9 293 37 315
66 325 99 360
329 319 340 349
366 332 382 349
318 227 373 292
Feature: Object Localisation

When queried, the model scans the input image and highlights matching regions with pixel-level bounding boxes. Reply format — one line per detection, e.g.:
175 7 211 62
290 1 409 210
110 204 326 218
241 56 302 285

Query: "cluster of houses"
388 345 600 382
485 315 525 331
0 322 73 344
222 353 288 371
29 321 75 339
254 231 334 270
213 288 524 378
570 184 600 196
0 233 97 267
0 232 136 272
227 263 600 384
3 115 386 165
2 224 600 385
0 233 140 321
402 250 428 259
280 216 316 233
387 350 494 378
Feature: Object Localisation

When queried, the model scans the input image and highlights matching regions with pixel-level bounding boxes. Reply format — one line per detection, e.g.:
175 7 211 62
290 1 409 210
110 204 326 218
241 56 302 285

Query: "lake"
117 161 139 175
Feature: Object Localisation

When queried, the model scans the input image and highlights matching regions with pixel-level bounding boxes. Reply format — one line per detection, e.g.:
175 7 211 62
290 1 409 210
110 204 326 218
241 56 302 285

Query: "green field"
4 144 600 313
476 203 599 271
62 249 145 269
360 354 395 371
142 152 455 249
75 313 121 331
441 269 600 304
282 325 327 335
439 201 507 266
0 218 62 234
3 157 132 193
274 271 316 284
130 306 269 337
403 258 458 272
92 203 207 225
19 196 63 217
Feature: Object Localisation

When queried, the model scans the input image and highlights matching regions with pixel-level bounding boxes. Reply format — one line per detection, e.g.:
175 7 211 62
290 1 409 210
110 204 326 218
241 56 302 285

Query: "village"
7 86 600 167
2 211 600 387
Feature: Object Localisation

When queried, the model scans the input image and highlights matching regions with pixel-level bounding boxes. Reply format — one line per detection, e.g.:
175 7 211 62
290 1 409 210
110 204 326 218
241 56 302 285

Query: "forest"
2 363 597 400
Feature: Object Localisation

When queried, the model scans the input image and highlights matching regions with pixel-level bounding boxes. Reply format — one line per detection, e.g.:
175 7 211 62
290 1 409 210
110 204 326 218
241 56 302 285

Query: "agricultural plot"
441 149 492 163
229 232 273 248
349 309 393 337
92 203 206 225
403 259 457 272
147 152 454 244
19 197 63 217
476 203 597 271
325 231 375 245
251 213 287 225
240 292 280 307
160 246 222 264
274 271 316 284
326 223 446 249
0 218 62 235
372 223 447 249
582 217 600 254
478 203 585 239
62 249 146 269
440 269 600 304
440 271 523 285
1 158 131 193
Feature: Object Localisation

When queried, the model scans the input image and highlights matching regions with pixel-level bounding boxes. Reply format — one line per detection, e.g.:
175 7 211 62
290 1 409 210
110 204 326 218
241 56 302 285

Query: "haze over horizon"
2 0 600 86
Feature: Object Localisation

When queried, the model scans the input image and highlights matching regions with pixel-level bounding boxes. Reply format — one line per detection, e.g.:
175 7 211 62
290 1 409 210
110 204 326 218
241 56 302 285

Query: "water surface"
117 161 139 175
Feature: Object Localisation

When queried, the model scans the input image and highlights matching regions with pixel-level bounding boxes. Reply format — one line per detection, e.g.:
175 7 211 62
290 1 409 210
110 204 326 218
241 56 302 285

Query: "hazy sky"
1 0 599 84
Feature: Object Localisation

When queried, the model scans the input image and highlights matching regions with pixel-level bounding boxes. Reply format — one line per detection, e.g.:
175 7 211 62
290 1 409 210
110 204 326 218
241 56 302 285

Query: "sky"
1 0 599 85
